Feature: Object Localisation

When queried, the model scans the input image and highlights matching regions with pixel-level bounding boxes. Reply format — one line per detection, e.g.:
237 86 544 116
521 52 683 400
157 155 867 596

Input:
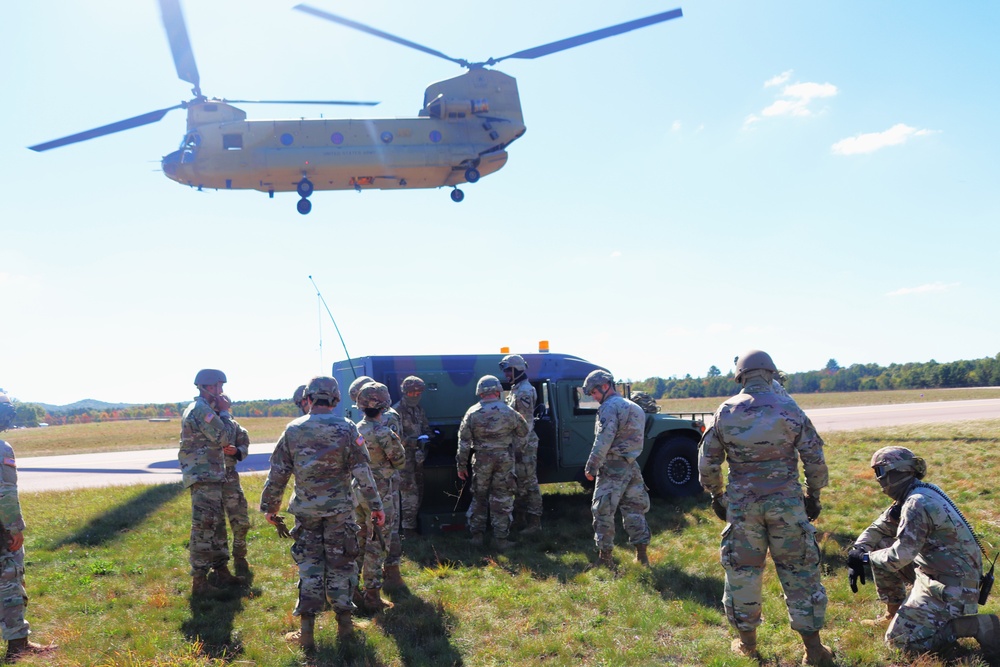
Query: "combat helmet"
348 375 375 403
498 354 527 372
631 391 660 414
582 369 614 394
733 350 777 383
870 446 927 480
400 376 426 394
292 384 308 409
194 369 227 386
475 375 503 396
0 393 15 432
306 376 341 405
357 382 392 411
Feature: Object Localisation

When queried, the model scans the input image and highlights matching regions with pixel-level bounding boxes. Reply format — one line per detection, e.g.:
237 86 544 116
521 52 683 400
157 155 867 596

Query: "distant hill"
34 399 137 414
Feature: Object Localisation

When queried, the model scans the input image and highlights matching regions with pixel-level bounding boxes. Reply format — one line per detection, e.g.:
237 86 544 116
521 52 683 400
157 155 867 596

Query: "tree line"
7 399 301 428
632 353 1000 400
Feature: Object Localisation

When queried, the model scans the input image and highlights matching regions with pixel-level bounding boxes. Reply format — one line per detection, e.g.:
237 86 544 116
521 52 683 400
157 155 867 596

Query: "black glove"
847 546 867 593
804 495 821 522
711 494 727 522
272 514 292 539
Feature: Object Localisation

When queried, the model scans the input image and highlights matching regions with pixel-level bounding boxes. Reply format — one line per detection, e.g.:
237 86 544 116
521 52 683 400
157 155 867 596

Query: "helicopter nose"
162 150 182 176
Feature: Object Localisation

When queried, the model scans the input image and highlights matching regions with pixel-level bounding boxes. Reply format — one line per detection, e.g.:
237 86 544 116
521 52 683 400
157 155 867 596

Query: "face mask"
403 394 421 407
877 469 915 501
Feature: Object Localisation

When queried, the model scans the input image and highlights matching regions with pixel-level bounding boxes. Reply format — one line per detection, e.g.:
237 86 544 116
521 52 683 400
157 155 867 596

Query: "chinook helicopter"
29 1 683 215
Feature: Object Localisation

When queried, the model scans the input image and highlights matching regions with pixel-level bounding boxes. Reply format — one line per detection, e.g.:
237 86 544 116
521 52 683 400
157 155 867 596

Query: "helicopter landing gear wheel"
450 188 465 203
297 198 312 215
464 167 480 183
297 178 314 198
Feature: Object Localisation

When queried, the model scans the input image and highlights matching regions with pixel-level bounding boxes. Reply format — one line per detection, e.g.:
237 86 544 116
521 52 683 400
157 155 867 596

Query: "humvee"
332 352 707 531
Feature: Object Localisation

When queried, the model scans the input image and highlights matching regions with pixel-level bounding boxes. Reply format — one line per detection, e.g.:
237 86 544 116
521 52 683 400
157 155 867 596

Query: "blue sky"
2 1 998 405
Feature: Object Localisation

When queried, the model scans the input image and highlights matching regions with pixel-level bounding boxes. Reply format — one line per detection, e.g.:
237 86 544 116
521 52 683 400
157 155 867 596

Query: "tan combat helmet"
357 382 392 411
733 350 776 383
475 375 503 396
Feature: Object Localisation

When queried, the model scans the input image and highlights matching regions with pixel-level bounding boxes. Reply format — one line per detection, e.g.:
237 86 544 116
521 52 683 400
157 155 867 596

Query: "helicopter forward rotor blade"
28 105 184 152
489 8 683 65
223 98 380 106
294 4 469 68
159 0 201 96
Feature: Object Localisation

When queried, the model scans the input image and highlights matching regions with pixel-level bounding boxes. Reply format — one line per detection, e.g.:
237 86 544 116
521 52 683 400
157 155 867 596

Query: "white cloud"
831 123 934 155
886 282 960 297
765 70 793 88
745 74 837 128
610 250 622 258
671 120 681 132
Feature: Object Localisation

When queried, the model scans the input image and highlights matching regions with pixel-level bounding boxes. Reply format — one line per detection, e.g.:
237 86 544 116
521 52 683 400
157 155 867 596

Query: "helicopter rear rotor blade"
294 4 469 68
223 98 380 107
159 0 201 96
489 8 683 65
28 105 184 152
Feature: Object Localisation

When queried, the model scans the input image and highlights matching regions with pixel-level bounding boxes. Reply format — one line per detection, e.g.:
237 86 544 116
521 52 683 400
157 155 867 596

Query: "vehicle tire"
464 167 480 183
647 435 702 498
450 188 465 203
297 178 314 198
297 198 312 215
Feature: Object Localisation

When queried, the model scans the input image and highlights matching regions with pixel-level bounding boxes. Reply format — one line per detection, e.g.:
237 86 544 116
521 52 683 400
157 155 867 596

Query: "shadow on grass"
53 482 184 548
374 585 464 667
181 572 261 661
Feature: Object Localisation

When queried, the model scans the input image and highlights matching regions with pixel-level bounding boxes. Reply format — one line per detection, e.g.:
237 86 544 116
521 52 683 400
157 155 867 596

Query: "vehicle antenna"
308 275 357 379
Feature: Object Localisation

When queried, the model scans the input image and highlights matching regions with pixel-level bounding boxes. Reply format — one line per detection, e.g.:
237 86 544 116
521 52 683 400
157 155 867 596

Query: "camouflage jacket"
179 396 239 488
392 400 432 450
0 440 25 534
260 412 382 519
384 406 403 440
506 379 537 435
357 417 406 481
224 419 250 470
457 398 529 468
698 378 828 501
586 394 645 477
862 481 982 586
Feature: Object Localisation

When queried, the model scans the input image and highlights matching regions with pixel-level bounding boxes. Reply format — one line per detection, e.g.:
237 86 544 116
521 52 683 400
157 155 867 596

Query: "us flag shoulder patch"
204 412 215 423
2 457 15 467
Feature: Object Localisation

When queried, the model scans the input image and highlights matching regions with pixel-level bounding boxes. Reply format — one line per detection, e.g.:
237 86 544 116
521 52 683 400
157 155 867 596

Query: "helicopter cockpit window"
223 134 243 150
180 132 201 150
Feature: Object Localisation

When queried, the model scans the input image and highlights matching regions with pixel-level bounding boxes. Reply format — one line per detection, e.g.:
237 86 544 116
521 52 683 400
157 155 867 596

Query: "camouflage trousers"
514 433 543 517
223 467 249 559
0 548 29 641
355 475 402 572
356 473 398 590
720 494 827 633
398 444 425 530
289 514 361 616
468 448 515 539
189 482 229 575
591 459 650 552
865 534 916 605
884 569 979 653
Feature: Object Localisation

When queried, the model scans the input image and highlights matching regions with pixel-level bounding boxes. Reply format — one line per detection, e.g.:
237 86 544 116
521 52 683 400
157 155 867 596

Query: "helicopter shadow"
51 482 184 548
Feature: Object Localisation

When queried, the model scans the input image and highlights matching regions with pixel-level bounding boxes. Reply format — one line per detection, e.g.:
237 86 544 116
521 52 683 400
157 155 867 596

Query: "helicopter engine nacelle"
185 100 248 132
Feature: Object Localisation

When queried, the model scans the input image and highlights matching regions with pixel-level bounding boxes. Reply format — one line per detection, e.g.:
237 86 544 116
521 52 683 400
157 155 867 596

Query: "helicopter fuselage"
161 69 525 194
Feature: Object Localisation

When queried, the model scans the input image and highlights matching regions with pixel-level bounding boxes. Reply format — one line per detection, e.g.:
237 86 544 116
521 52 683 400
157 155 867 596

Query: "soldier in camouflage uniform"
179 369 243 595
457 375 528 550
582 370 651 569
220 400 251 573
698 350 834 666
260 376 384 652
392 376 433 536
499 354 543 535
355 382 406 611
630 391 660 414
292 384 309 414
0 393 56 662
847 446 1000 655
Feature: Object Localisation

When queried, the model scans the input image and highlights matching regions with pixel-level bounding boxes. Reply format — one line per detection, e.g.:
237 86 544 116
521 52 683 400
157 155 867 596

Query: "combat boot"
495 537 513 552
336 610 354 638
731 629 759 659
520 514 541 536
948 614 1000 654
5 637 57 662
635 543 649 566
588 548 616 572
284 613 315 653
192 572 219 596
470 532 484 547
512 511 525 530
213 563 245 587
861 602 900 629
233 556 250 575
383 564 405 589
799 631 835 667
363 587 393 613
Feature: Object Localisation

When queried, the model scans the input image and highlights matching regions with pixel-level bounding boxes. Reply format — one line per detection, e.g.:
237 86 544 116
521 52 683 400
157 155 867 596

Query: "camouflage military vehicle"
333 352 707 530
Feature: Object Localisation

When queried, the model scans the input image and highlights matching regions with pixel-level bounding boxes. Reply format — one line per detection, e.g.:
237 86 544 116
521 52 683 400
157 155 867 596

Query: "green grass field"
9 416 1000 666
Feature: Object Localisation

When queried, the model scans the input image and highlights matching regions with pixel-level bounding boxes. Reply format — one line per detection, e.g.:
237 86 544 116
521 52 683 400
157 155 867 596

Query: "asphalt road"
14 399 1000 493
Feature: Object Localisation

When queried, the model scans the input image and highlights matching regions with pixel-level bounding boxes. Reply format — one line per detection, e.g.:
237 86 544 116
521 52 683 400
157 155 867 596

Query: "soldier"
261 376 385 652
355 382 406 611
499 354 543 535
292 384 309 415
220 397 251 573
0 393 56 662
698 350 833 666
179 369 243 595
392 375 433 537
847 446 999 655
630 391 660 414
456 375 528 550
582 369 651 569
